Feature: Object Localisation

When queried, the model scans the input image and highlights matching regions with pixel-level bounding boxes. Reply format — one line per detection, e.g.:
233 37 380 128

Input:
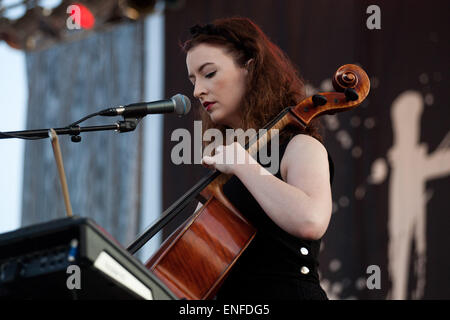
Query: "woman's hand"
201 142 258 175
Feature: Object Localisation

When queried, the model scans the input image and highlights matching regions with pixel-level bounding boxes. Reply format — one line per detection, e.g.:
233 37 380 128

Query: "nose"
193 80 207 99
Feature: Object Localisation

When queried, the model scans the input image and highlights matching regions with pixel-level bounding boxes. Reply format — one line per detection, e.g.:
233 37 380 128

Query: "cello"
127 64 370 299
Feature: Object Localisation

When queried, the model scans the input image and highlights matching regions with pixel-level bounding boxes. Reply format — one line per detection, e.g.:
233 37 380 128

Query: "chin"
209 111 225 125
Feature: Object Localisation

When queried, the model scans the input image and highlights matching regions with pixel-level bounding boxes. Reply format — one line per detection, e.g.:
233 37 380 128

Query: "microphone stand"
0 117 142 141
1 114 184 255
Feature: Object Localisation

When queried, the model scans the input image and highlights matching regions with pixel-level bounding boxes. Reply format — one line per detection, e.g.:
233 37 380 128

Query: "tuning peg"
344 88 359 101
312 94 327 107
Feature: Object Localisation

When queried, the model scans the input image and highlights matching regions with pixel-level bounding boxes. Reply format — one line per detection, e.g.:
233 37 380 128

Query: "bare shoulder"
280 134 330 188
285 134 327 155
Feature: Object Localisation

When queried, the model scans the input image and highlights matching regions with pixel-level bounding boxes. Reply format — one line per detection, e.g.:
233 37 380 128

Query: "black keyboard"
0 216 177 300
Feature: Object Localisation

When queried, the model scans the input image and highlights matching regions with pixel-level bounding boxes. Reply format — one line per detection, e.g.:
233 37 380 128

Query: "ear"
243 59 253 75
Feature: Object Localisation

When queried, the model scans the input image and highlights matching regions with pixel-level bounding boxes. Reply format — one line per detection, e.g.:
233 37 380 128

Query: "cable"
66 110 104 128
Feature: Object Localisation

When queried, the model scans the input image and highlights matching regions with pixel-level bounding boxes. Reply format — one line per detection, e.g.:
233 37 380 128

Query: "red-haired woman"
184 17 333 300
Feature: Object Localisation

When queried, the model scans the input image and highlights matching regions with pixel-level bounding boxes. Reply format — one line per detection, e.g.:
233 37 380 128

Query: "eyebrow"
188 62 214 79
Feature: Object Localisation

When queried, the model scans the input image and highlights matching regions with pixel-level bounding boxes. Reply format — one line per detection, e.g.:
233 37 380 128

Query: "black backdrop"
162 0 450 299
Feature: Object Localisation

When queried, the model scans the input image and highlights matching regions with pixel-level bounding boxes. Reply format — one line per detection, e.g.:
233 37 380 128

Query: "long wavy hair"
181 17 323 146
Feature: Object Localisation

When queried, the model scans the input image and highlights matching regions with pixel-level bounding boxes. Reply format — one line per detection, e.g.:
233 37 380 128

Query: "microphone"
99 94 191 117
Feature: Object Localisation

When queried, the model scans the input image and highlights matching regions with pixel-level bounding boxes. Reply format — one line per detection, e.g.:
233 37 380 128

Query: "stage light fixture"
0 0 175 50
0 16 22 49
118 0 157 20
7 6 44 50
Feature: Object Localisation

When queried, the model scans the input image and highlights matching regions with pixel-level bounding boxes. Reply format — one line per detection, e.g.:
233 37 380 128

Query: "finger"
201 156 216 168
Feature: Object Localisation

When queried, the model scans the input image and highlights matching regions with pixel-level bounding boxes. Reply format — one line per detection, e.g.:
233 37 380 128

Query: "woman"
183 17 333 300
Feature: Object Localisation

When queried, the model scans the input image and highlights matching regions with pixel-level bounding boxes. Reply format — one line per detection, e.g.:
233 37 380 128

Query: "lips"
203 102 215 111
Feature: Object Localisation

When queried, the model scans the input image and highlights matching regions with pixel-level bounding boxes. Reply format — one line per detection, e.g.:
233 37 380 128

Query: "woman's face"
186 43 248 128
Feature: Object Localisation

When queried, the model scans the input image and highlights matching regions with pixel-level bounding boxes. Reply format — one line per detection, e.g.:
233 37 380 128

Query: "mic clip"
117 116 142 133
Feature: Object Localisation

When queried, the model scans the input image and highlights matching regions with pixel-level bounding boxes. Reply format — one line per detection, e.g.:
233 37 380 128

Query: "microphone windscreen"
171 94 191 116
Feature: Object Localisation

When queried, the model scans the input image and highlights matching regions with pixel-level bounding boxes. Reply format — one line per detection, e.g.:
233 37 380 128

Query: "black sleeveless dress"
215 134 334 300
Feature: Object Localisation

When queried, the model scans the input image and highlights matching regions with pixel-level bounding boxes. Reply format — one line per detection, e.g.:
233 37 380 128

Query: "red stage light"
69 3 95 29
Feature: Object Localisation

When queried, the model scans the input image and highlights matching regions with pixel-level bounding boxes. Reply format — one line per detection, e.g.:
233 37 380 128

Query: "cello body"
146 196 255 299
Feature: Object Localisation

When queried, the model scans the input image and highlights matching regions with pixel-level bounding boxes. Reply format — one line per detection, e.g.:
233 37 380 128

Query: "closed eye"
205 71 216 78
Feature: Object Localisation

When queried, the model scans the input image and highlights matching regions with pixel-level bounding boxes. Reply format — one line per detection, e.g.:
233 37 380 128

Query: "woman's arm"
202 134 332 240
